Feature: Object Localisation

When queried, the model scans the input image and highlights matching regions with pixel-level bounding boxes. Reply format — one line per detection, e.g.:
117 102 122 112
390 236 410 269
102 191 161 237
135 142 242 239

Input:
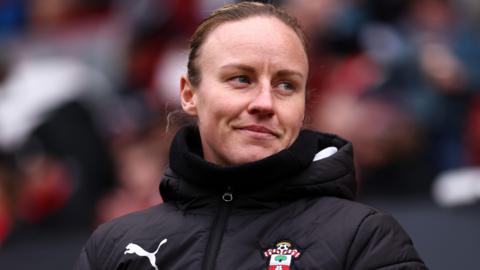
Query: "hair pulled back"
187 1 308 87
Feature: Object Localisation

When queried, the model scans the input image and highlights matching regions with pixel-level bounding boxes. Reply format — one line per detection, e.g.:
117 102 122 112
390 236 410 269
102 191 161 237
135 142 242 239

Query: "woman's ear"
180 75 198 116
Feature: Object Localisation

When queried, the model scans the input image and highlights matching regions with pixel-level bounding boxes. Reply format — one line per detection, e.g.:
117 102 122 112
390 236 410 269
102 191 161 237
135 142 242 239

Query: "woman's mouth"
236 125 279 138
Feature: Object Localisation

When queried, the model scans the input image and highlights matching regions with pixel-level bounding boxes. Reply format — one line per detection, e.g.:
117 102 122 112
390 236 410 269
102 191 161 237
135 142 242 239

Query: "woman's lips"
236 125 279 138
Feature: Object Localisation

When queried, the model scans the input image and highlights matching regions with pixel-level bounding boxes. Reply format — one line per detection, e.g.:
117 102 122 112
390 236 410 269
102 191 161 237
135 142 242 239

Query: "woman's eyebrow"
276 69 304 80
219 64 304 80
219 64 256 73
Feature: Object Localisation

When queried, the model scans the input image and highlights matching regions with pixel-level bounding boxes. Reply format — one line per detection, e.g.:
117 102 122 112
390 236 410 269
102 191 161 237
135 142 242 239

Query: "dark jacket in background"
75 126 427 270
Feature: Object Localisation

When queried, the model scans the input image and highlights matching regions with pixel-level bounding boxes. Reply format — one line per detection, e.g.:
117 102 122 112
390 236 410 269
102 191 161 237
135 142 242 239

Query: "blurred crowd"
0 0 479 258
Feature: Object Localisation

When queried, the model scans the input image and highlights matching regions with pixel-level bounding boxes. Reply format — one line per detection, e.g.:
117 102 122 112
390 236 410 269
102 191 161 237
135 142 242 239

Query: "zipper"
202 187 233 270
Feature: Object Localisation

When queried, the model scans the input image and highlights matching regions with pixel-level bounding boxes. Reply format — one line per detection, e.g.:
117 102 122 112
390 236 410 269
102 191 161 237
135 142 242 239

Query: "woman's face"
181 16 308 166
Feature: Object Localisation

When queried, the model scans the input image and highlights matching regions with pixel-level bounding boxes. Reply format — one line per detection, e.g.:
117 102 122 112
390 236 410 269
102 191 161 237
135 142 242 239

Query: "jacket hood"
160 126 357 207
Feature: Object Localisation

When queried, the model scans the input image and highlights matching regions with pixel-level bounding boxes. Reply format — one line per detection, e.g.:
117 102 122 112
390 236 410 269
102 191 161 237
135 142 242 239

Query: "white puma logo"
124 238 167 270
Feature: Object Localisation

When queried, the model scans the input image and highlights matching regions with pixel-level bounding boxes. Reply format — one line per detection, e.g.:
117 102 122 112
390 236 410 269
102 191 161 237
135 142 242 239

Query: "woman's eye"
229 76 251 88
277 81 295 91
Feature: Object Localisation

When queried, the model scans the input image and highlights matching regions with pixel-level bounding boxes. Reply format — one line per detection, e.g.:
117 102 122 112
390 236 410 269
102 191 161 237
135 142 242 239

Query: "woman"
75 2 427 269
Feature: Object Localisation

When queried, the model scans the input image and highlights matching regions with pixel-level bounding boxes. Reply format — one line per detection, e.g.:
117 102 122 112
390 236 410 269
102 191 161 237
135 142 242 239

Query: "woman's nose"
247 83 274 117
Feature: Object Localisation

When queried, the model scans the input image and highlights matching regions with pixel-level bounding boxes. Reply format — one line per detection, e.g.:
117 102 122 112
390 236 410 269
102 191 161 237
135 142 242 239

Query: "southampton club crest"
263 240 301 270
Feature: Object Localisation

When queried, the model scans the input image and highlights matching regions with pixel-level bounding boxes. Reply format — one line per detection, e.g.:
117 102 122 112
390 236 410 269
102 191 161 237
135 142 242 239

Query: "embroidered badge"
124 238 167 270
264 240 301 270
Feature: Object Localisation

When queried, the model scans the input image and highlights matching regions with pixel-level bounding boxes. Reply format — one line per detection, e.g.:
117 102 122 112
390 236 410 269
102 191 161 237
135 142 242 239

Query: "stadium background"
0 0 479 269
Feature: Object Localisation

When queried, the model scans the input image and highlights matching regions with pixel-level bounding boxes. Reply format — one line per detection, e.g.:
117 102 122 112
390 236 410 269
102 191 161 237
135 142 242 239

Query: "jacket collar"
160 126 357 208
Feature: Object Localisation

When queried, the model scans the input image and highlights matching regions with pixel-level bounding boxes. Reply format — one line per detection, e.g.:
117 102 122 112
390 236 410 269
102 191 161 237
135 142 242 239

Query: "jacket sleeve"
345 212 428 270
73 226 105 270
74 247 93 270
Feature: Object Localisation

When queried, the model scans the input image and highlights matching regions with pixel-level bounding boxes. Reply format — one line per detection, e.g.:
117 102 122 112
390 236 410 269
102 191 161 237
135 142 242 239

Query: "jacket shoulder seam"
343 209 378 269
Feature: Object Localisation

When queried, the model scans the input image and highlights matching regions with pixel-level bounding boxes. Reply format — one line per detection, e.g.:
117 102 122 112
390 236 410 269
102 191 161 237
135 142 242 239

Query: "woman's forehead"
197 16 308 73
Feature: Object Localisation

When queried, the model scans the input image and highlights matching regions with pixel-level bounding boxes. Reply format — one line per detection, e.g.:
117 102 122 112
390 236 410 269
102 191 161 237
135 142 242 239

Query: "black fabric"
168 126 320 192
75 127 427 270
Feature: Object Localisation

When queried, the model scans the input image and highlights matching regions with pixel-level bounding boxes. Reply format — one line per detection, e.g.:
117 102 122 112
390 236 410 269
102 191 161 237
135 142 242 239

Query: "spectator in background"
301 0 480 195
95 117 177 224
0 2 119 266
0 56 117 228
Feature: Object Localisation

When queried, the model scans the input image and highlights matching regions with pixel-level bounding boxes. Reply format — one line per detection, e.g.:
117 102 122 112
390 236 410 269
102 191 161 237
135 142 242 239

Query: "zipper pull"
222 187 233 202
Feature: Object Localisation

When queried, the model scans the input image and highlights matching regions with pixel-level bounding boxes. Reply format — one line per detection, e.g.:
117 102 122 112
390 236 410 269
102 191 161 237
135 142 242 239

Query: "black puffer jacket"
75 127 427 270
